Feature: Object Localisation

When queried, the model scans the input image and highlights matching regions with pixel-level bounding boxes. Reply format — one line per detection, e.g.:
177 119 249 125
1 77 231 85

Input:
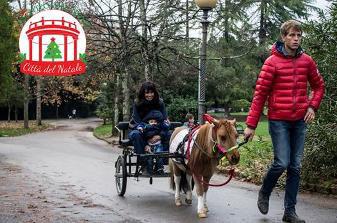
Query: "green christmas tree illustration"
44 37 62 61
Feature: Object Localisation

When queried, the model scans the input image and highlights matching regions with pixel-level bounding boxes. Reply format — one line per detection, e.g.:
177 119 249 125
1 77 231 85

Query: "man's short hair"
280 20 302 36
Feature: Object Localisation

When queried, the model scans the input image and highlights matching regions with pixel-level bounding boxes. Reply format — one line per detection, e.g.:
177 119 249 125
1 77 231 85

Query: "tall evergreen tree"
301 3 337 186
0 0 19 123
251 0 316 45
0 0 17 99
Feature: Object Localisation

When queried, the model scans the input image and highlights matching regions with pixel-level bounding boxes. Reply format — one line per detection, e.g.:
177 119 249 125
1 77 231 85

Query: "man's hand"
244 127 255 141
137 126 144 132
304 107 315 123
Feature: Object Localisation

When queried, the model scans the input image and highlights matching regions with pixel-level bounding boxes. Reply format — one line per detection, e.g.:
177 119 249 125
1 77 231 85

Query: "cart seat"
116 121 183 147
120 139 133 147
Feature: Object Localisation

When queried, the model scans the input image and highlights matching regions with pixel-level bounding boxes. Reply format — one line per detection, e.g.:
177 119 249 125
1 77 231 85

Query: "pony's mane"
188 123 215 175
218 119 235 137
196 123 214 152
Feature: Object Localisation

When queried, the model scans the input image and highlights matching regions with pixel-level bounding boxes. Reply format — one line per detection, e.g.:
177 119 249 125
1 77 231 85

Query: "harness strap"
216 144 227 154
186 125 201 160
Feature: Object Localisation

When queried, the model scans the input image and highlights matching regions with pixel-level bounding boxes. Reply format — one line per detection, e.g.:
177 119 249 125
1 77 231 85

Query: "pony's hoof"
198 211 207 218
185 198 192 205
175 199 182 207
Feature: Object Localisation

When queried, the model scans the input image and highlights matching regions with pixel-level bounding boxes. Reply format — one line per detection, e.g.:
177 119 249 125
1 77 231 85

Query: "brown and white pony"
169 118 238 218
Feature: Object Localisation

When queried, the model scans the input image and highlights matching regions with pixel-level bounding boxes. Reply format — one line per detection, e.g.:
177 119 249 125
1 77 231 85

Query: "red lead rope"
193 168 235 187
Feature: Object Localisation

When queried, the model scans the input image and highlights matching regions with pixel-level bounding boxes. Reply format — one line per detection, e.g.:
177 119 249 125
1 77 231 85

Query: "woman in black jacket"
128 81 170 155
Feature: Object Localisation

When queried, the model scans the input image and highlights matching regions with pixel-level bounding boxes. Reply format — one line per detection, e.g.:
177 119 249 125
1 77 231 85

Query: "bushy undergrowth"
218 139 273 184
0 121 50 137
302 123 337 193
93 123 113 138
166 97 197 122
236 140 272 183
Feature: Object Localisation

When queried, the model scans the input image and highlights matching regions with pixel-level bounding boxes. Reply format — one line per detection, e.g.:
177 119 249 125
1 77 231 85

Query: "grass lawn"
237 120 270 139
207 112 225 117
230 112 248 115
0 121 50 137
93 124 113 139
208 111 248 116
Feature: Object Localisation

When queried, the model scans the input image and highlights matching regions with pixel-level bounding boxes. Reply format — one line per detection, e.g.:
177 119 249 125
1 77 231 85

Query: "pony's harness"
174 125 200 165
175 124 232 162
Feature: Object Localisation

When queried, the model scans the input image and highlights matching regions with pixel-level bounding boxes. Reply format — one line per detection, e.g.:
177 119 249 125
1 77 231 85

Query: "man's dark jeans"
260 119 306 214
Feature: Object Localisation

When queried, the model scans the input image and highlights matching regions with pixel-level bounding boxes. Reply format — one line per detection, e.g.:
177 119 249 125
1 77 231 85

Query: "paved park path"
0 118 336 222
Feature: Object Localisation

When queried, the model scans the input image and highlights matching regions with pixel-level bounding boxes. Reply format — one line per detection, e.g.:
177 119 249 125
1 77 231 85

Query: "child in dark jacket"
143 118 170 174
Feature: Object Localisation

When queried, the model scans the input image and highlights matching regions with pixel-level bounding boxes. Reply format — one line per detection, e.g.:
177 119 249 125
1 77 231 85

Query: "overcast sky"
310 0 331 21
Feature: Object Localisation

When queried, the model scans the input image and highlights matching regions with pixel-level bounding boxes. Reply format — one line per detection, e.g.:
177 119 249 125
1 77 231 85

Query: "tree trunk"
24 75 29 129
224 0 230 43
7 103 11 123
56 104 59 120
15 105 18 122
113 72 120 131
122 68 130 121
117 0 131 121
36 77 42 126
185 0 189 43
140 0 150 80
259 0 267 45
223 0 230 66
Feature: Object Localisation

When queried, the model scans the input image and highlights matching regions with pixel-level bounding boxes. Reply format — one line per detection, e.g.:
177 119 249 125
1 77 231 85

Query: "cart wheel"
115 155 127 196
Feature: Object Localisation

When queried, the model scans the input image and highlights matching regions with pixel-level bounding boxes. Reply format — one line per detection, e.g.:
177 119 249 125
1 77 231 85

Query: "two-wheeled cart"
114 121 183 196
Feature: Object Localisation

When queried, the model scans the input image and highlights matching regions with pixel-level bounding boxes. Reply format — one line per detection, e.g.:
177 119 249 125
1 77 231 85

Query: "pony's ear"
229 118 236 125
212 118 219 125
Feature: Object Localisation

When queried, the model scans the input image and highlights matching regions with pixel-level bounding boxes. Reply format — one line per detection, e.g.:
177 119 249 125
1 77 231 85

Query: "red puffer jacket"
246 42 325 129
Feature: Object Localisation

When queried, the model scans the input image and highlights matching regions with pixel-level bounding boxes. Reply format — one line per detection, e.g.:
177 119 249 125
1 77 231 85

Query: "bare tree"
36 77 42 125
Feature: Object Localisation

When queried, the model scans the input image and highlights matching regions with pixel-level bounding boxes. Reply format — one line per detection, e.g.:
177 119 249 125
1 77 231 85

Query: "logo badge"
19 10 86 76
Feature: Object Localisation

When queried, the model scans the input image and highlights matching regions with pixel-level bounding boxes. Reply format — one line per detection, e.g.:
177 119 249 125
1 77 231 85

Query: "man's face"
282 27 302 51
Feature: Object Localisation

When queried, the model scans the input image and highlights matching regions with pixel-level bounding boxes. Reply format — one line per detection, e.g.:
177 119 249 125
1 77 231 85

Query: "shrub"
302 123 337 186
231 99 251 112
166 97 197 122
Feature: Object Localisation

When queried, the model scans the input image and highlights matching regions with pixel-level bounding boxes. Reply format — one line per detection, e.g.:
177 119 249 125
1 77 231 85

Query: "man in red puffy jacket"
244 20 324 223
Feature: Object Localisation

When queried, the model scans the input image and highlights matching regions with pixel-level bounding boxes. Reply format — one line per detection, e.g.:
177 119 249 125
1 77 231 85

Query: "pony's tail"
169 159 175 190
169 159 188 193
180 172 188 193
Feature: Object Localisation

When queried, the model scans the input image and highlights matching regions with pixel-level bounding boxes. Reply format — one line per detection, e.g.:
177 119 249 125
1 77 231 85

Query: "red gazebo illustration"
20 15 86 76
27 16 80 61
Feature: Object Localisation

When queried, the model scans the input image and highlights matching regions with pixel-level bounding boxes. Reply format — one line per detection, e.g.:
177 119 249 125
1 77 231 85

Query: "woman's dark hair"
137 81 160 103
135 81 161 119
